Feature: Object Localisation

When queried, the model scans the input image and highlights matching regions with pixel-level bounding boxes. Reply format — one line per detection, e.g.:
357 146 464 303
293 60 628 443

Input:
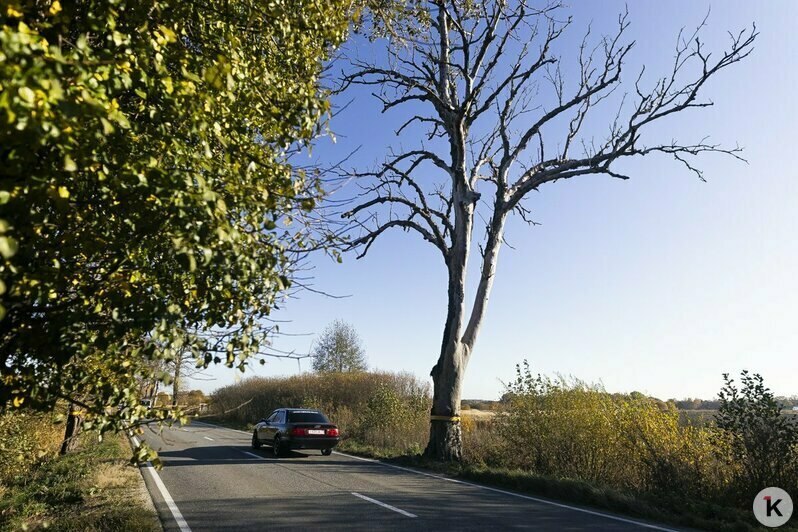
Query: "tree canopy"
0 0 352 447
312 320 368 373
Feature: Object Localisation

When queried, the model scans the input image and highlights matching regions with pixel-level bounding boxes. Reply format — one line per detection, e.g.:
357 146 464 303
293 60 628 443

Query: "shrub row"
466 362 798 509
208 366 797 513
209 371 431 453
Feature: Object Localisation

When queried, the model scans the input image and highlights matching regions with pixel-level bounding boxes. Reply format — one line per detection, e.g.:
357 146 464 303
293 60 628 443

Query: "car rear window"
288 411 329 423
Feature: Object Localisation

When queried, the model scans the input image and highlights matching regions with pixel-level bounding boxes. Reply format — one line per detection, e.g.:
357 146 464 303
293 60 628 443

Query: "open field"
461 409 497 420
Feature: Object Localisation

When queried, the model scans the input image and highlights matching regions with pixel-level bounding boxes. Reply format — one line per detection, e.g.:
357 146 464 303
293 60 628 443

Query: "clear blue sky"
192 1 797 401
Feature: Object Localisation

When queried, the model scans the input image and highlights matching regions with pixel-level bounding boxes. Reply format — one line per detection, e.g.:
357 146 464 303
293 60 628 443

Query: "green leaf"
0 236 18 259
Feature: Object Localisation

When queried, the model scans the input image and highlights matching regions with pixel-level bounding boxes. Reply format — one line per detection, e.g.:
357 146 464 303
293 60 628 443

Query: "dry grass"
462 409 496 420
0 417 160 532
63 436 161 532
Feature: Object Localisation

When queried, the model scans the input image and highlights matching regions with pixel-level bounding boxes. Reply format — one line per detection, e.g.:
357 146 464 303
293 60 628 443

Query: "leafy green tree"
311 319 367 373
715 371 798 497
0 0 352 454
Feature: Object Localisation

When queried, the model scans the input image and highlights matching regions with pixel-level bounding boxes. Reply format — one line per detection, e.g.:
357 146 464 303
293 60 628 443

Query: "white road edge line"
351 492 417 518
334 451 676 532
131 436 192 532
192 422 673 531
203 436 214 441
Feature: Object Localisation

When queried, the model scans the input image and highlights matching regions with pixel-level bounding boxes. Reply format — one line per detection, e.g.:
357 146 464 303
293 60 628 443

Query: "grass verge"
0 432 160 532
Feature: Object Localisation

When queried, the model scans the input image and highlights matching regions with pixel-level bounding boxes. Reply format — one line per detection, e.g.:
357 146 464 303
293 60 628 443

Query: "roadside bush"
616 394 728 498
498 364 638 486
354 383 429 450
210 371 430 452
715 371 798 502
462 416 507 467
0 408 63 486
491 361 733 505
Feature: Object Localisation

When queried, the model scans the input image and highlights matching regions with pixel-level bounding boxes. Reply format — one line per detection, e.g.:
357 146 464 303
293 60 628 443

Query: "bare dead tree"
338 0 756 460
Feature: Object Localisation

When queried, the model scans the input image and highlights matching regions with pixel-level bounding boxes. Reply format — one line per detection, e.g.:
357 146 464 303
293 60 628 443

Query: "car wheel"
321 448 332 456
252 430 261 450
273 436 282 457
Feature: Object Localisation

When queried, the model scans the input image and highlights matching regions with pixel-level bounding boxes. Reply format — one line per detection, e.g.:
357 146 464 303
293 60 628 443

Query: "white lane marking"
191 420 251 435
334 452 675 532
131 436 192 532
351 492 417 518
203 436 214 441
242 451 265 460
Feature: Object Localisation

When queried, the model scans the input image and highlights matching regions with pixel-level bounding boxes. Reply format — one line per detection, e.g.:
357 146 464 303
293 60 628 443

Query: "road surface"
137 422 679 531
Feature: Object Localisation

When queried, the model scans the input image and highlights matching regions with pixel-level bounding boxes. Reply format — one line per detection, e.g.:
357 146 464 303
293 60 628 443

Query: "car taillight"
326 428 339 437
291 428 308 436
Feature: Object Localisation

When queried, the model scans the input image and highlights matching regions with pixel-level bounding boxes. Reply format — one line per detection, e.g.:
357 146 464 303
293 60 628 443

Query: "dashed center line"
203 436 214 441
351 492 417 518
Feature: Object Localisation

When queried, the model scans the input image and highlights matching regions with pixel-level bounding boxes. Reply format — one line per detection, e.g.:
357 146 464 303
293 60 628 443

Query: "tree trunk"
425 246 470 461
425 339 468 461
172 351 182 408
59 402 83 455
424 203 505 462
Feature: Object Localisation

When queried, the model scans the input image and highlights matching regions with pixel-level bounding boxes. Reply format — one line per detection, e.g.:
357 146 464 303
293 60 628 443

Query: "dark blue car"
252 408 340 456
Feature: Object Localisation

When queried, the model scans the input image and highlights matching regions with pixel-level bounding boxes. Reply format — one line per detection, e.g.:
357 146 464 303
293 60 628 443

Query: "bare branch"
336 2 755 379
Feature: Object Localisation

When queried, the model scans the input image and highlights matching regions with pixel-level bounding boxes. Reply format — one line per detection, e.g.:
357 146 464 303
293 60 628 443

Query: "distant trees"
312 320 368 373
670 398 721 410
150 389 206 408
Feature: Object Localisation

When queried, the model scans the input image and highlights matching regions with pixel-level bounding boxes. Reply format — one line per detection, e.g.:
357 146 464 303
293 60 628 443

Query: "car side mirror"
259 419 267 424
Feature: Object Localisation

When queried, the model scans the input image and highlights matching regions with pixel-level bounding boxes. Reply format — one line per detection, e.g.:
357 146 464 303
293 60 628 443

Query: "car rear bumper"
285 437 340 450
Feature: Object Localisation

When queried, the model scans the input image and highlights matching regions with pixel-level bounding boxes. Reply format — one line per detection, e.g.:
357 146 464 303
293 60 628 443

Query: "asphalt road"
137 422 680 532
